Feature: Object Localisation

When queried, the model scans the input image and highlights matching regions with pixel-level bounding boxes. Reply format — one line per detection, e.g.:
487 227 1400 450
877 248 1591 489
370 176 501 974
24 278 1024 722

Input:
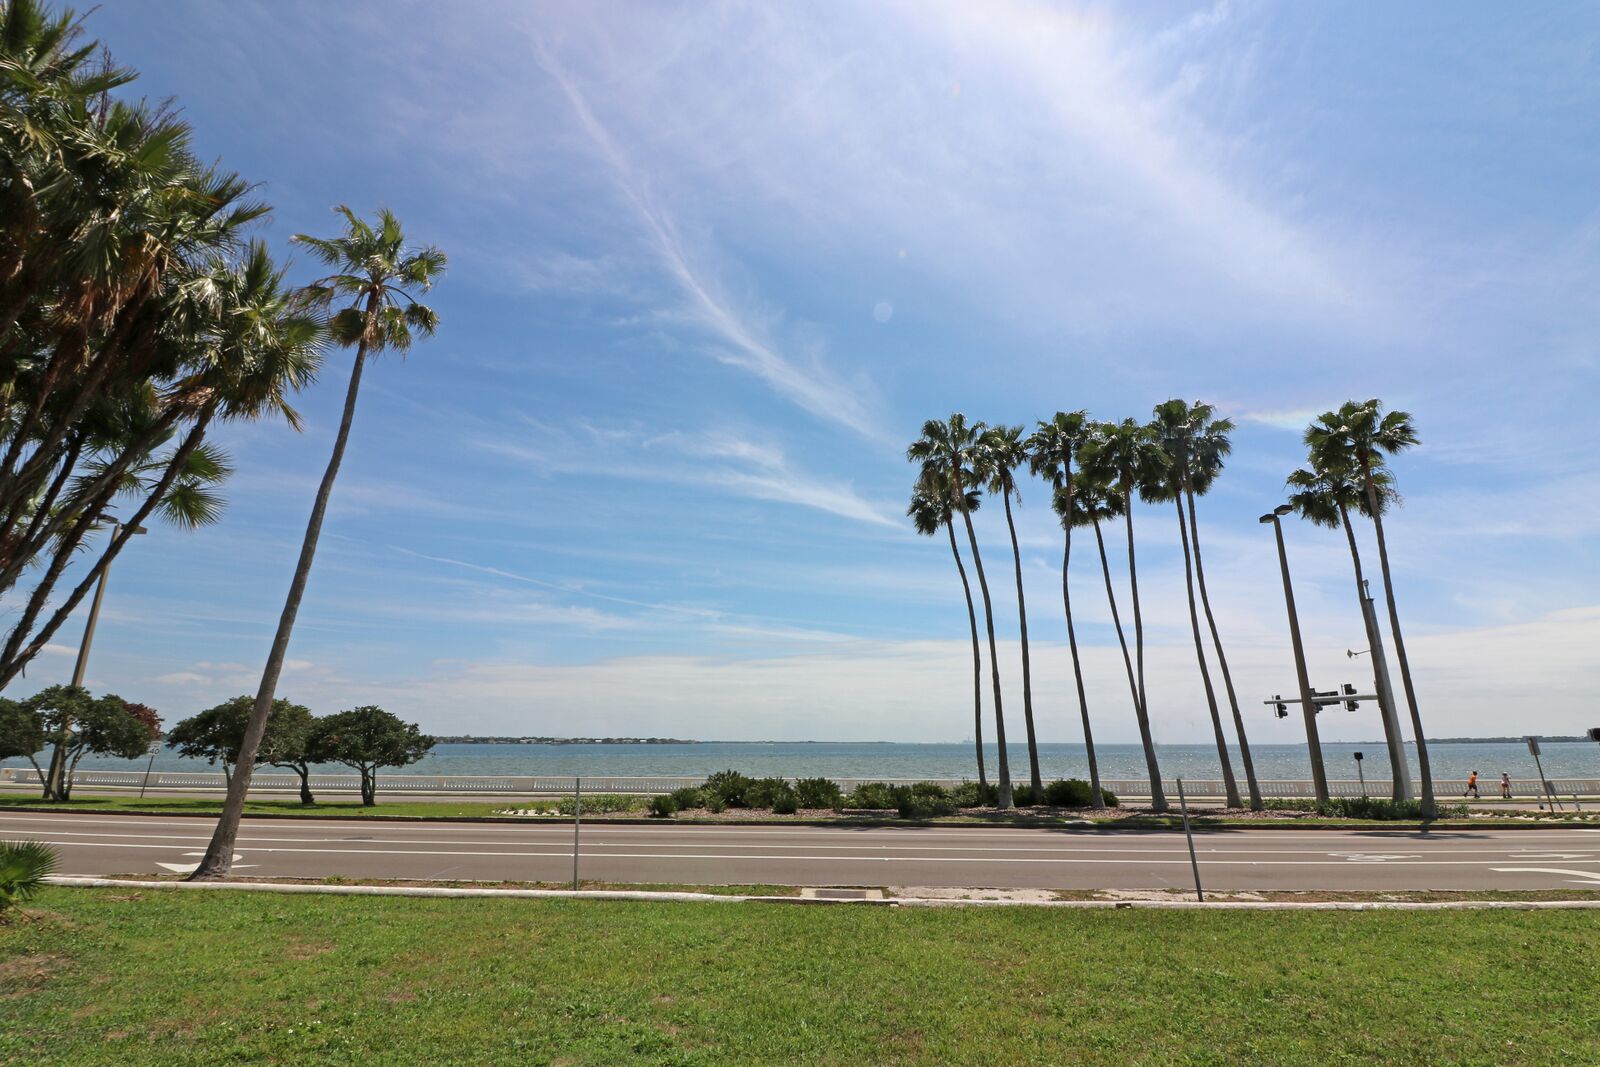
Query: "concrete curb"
9 806 1597 832
41 876 1600 911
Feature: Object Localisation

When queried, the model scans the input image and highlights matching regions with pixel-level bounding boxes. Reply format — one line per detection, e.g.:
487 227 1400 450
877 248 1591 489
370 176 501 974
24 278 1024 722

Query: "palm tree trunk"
1338 501 1407 799
190 312 376 880
1001 489 1041 797
1092 515 1166 811
1186 489 1262 809
1175 497 1240 807
946 520 986 789
955 484 1013 810
1062 496 1103 808
1362 465 1435 817
1120 475 1167 812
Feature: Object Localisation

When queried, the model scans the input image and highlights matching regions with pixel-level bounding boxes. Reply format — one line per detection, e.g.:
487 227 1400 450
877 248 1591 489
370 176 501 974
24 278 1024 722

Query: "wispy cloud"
532 42 885 442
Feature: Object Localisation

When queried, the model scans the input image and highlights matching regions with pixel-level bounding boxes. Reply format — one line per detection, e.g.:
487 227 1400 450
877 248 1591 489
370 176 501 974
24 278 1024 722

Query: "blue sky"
17 0 1598 743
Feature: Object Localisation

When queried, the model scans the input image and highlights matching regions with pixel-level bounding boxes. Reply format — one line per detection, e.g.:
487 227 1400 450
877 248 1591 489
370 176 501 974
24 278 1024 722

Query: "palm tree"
192 208 444 879
1027 412 1103 808
908 473 987 789
976 423 1041 797
908 414 1013 809
1179 404 1262 809
1285 460 1409 800
1081 419 1167 810
1304 400 1434 815
1149 400 1242 809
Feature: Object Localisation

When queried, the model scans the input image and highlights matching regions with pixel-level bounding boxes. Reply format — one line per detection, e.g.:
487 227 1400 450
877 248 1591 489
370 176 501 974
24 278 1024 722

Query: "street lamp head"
1257 513 1275 524
1273 504 1293 516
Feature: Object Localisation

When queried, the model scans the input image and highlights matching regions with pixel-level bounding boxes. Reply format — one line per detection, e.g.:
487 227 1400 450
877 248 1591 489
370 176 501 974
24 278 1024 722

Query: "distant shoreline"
429 737 1592 747
433 737 701 746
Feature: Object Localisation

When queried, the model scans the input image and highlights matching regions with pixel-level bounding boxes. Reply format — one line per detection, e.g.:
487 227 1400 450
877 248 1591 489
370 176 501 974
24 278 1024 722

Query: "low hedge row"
647 773 1117 818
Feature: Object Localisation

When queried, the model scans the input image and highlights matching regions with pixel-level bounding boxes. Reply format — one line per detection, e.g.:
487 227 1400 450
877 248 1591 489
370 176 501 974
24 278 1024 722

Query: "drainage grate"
801 887 884 901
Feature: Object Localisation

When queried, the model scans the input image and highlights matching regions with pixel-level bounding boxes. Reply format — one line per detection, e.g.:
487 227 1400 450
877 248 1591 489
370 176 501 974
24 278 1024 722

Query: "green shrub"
1011 784 1036 806
1263 799 1319 812
898 788 956 819
771 787 799 815
704 793 726 814
795 777 843 809
1040 779 1117 807
949 781 998 807
0 840 56 912
1323 797 1466 821
743 777 791 808
668 786 705 810
552 793 640 815
843 782 900 809
648 794 678 818
702 769 753 807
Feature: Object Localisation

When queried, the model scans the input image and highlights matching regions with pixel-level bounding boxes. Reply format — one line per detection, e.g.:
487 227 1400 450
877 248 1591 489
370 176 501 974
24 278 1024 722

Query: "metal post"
138 743 159 799
1528 737 1561 812
1354 752 1367 799
1360 585 1411 801
572 776 582 890
1176 778 1204 903
1267 514 1328 804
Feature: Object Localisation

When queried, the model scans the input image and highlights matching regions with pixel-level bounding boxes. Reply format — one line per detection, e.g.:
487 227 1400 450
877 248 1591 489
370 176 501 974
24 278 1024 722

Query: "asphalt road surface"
6 812 1600 891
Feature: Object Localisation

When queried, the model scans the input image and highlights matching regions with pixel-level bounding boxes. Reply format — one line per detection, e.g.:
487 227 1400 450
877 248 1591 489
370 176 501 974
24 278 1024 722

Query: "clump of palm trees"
908 398 1432 813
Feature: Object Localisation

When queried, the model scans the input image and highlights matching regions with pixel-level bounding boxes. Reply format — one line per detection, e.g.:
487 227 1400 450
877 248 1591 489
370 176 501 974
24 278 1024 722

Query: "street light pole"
1261 507 1329 804
44 520 146 800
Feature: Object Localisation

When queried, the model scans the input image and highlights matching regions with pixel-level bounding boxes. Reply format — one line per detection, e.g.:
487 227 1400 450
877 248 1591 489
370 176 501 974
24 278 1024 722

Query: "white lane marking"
1508 852 1590 860
155 852 253 874
8 826 1596 858
21 838 1600 867
1491 867 1600 886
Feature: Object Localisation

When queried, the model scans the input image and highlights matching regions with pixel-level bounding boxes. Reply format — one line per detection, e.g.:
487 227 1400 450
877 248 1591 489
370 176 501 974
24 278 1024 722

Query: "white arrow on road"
155 852 253 874
1328 852 1422 864
1508 852 1591 861
1491 867 1600 886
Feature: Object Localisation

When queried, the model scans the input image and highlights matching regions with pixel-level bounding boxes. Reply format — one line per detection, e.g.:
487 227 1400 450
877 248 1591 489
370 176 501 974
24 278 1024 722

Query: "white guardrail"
3 766 1598 798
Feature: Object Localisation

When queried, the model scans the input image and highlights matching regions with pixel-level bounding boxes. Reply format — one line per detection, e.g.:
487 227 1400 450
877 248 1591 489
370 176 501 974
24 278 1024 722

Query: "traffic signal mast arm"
1262 683 1377 713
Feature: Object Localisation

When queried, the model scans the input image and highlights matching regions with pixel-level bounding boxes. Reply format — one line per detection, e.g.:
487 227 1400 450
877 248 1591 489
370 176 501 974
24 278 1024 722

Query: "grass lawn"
3 889 1597 1065
0 794 527 819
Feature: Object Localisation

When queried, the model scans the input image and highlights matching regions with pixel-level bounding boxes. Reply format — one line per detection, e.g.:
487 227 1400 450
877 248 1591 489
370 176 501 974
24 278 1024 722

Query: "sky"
12 0 1599 744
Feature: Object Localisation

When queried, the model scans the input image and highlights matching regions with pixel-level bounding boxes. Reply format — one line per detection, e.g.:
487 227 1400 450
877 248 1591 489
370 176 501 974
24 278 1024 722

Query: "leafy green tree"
0 695 45 781
1149 400 1242 808
258 700 318 805
1304 400 1434 816
976 423 1041 797
1081 419 1167 811
1286 460 1409 799
194 209 444 878
908 471 987 789
24 684 159 799
306 706 434 807
908 414 1013 809
1026 411 1103 808
166 695 318 801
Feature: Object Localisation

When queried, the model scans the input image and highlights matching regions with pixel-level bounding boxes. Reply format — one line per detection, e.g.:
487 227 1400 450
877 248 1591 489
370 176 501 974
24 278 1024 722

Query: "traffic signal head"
1342 682 1358 711
1274 696 1288 719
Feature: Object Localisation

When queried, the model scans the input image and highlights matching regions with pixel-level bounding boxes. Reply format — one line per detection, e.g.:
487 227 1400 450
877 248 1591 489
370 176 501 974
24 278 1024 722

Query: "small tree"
167 696 317 799
25 686 161 800
0 698 47 784
306 706 433 806
258 701 319 804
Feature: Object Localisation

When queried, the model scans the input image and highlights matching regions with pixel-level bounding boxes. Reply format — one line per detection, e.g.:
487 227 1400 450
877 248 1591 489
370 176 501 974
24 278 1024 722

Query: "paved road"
6 811 1600 891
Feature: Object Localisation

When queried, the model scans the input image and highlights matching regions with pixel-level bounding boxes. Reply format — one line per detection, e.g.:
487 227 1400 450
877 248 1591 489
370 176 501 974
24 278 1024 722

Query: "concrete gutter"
41 876 1600 911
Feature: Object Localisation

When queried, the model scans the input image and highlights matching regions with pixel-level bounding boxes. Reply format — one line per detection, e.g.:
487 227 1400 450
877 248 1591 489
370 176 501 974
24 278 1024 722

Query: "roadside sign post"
572 776 582 890
138 741 162 799
1175 778 1204 903
1353 752 1366 799
1526 736 1561 812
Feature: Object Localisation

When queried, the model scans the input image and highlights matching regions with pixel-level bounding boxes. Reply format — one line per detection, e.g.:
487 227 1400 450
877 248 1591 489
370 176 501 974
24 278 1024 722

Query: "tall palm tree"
976 423 1041 797
1304 400 1434 815
908 414 1013 809
192 207 444 879
1082 419 1167 810
1027 411 1103 808
1149 400 1242 809
1180 404 1262 809
908 474 987 789
1285 460 1409 799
